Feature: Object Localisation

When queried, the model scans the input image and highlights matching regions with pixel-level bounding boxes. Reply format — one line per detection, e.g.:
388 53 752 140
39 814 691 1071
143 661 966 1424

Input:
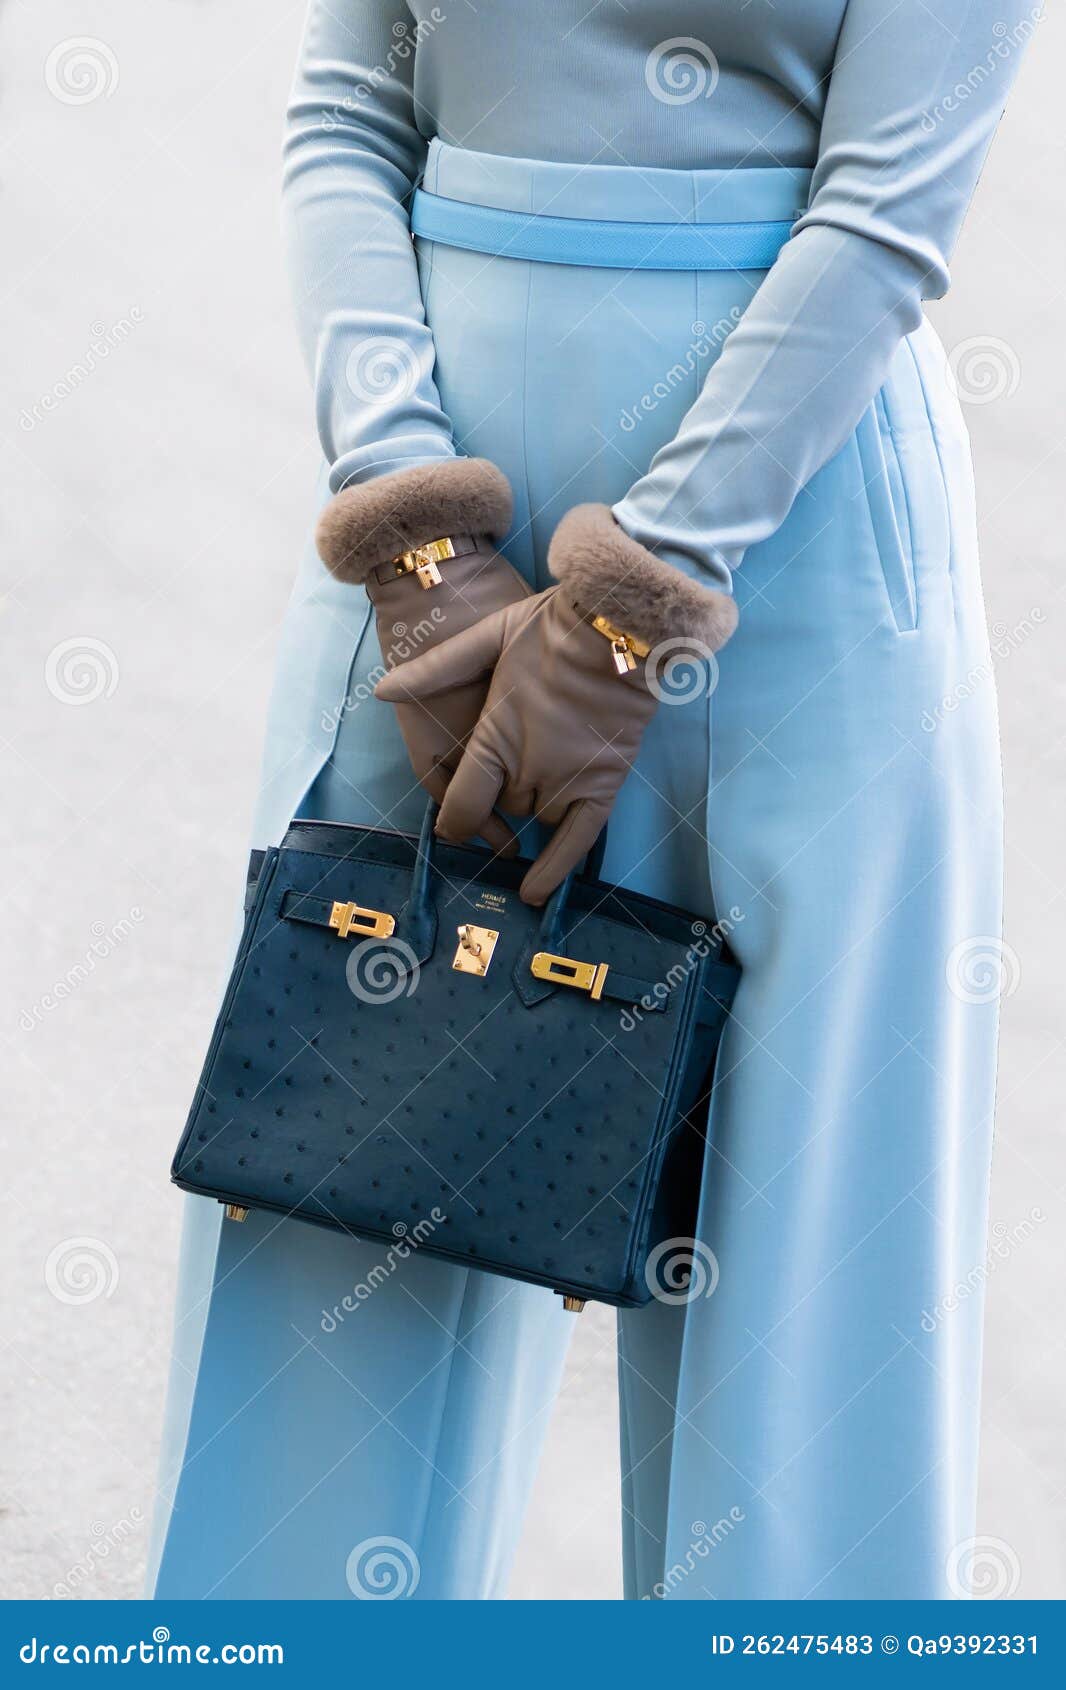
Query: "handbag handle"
408 800 606 931
514 867 584 1006
407 801 605 1003
404 799 441 955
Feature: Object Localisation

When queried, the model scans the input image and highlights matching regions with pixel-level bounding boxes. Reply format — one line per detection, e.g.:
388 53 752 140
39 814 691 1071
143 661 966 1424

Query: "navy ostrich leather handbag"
171 804 738 1311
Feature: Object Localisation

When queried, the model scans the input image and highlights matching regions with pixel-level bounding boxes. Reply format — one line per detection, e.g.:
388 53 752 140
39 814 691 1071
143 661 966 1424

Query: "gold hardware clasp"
453 923 499 977
590 613 651 676
530 951 609 1001
392 536 457 589
329 900 396 940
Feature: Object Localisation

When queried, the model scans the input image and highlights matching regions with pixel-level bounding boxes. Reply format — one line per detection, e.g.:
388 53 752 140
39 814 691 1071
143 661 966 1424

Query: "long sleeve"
282 0 455 492
613 0 1039 593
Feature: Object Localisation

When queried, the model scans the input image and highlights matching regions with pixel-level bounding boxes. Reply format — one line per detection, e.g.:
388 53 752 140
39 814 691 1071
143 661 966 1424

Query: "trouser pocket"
855 395 919 633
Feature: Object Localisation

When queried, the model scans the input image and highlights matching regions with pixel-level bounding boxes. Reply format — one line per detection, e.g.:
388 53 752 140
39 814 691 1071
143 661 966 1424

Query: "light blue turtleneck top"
282 1 1037 590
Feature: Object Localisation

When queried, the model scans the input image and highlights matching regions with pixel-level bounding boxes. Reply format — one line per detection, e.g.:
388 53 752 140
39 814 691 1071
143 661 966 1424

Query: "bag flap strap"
279 887 435 969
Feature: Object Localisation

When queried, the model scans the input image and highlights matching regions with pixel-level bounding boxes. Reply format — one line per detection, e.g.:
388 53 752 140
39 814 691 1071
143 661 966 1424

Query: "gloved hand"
375 503 738 902
316 459 530 853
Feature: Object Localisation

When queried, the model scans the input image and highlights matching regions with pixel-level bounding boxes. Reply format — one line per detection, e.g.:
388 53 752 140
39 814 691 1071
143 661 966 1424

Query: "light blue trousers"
150 148 1001 1600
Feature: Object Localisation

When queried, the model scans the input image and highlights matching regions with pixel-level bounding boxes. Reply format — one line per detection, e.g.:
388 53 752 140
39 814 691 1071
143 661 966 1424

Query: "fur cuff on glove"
316 459 513 584
548 504 738 652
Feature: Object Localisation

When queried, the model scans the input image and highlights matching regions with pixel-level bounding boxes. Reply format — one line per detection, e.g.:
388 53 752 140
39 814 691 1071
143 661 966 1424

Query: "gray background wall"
1 0 1061 1600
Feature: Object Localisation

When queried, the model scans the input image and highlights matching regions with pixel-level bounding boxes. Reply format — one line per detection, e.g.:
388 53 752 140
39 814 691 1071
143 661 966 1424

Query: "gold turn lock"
329 900 396 940
530 951 609 1000
392 536 457 589
453 923 499 977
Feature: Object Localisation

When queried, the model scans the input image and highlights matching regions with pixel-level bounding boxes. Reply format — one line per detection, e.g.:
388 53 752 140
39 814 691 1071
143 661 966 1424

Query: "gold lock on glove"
375 503 738 904
316 459 530 853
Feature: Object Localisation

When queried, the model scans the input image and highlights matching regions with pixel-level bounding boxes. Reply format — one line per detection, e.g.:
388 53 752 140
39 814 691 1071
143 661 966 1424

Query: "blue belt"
411 188 792 272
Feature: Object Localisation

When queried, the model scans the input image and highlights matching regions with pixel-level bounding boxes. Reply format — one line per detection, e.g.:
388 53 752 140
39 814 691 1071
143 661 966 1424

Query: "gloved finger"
474 808 521 856
422 761 519 858
375 610 506 704
534 788 575 828
419 761 451 805
519 797 614 906
498 779 537 816
435 734 508 845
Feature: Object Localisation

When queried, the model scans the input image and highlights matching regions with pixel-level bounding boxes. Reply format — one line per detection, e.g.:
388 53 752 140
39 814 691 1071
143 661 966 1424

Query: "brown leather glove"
316 459 531 852
375 503 738 903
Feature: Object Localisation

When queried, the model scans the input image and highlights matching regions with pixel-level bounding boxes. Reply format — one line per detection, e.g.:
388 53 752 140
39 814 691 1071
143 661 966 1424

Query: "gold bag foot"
224 1204 250 1222
561 1294 586 1313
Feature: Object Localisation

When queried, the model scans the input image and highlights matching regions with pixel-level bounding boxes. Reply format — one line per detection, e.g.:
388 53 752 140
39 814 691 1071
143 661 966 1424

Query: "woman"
149 1 1035 1599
